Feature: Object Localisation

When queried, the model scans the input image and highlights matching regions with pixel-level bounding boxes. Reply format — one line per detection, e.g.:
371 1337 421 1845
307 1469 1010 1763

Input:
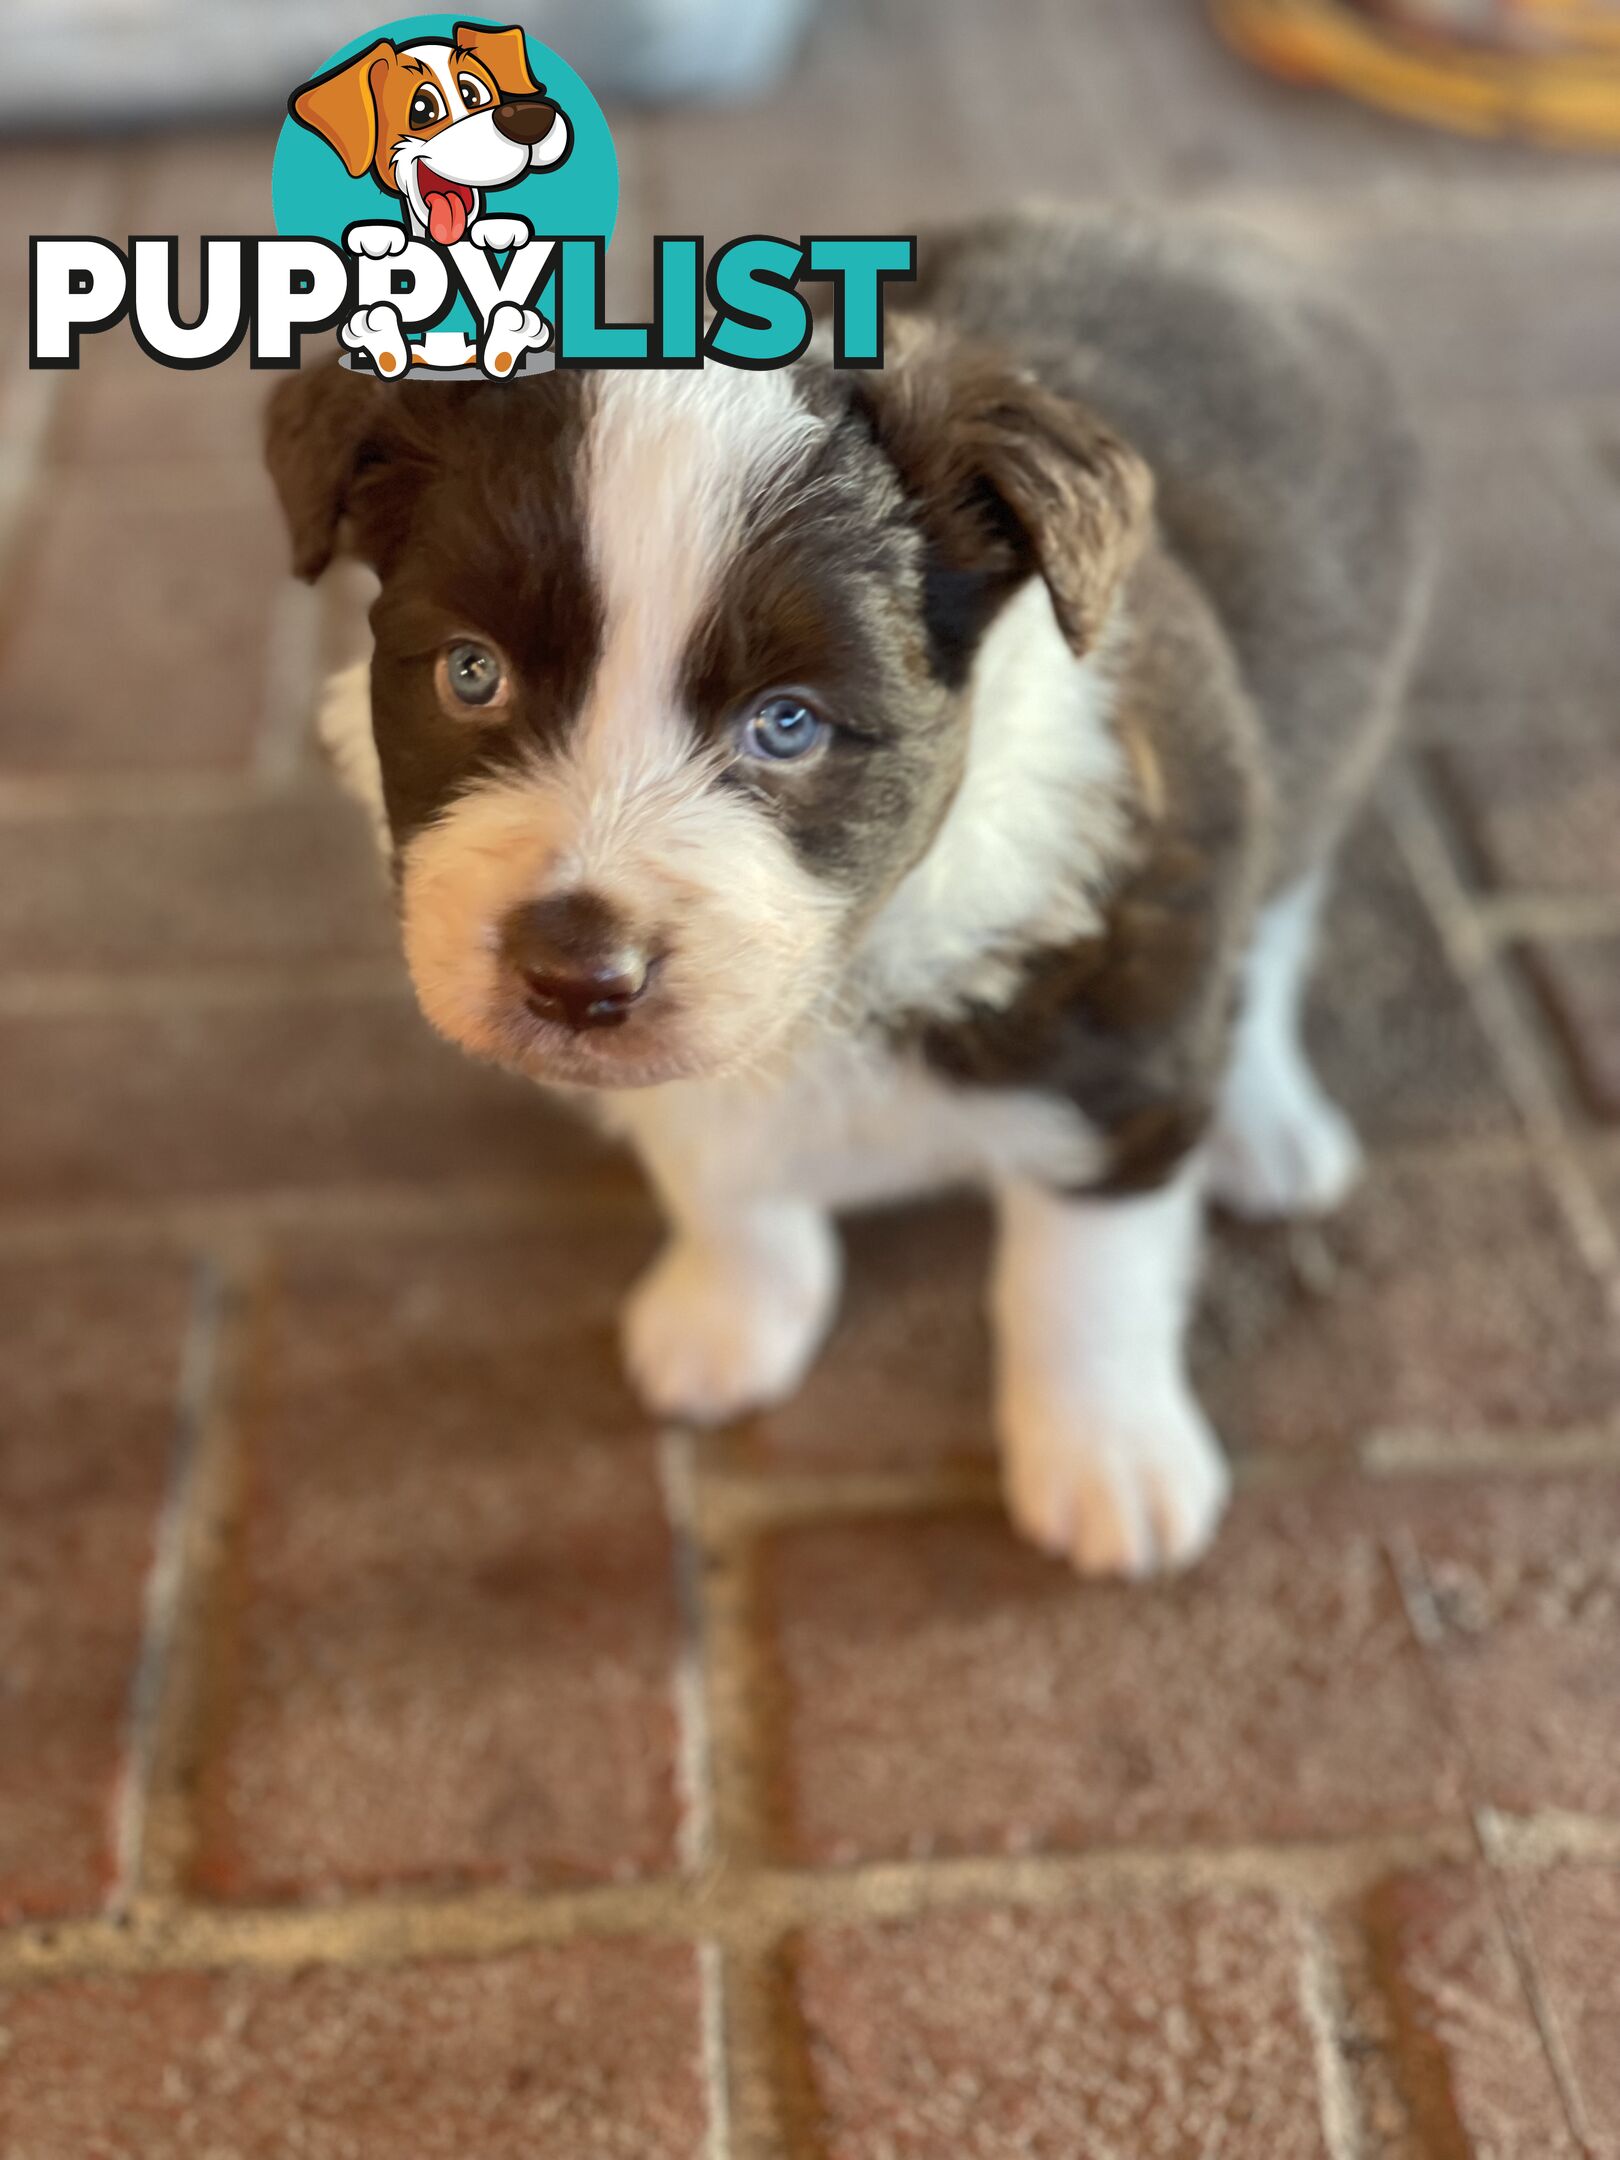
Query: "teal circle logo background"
271 13 617 333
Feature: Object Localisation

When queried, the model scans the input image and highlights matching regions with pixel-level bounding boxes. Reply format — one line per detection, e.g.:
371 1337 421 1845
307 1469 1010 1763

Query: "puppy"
290 20 571 377
266 209 1426 1578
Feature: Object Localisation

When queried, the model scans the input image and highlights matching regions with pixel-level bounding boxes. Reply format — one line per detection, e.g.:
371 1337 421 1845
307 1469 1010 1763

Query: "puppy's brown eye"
457 74 491 109
437 640 508 715
408 86 444 129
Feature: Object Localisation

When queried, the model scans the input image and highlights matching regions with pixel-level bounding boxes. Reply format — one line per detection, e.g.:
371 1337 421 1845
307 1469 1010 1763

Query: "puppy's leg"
993 1161 1229 1577
623 1198 840 1425
1209 871 1363 1220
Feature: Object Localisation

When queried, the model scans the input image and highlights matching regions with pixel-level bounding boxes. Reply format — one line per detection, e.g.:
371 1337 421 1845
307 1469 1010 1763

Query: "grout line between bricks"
0 1826 1481 1989
660 1431 719 1877
113 1241 257 1907
698 1938 736 2160
1481 1824 1597 2158
0 354 62 589
1477 1807 1620 1869
1472 892 1620 944
1299 1911 1368 2160
1362 1425 1620 1477
0 1178 656 1257
0 962 411 1017
0 1131 1544 1257
1380 764 1620 1291
1387 1527 1598 2154
109 1254 230 1909
0 774 303 821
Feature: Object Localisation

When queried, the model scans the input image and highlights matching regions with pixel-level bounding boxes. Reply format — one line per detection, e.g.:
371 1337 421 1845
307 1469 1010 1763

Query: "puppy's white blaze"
316 658 388 847
580 368 829 771
858 577 1131 1016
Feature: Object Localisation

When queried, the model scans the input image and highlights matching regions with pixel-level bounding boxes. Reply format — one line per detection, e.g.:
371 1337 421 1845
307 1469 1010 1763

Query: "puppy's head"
266 336 1149 1089
290 23 568 242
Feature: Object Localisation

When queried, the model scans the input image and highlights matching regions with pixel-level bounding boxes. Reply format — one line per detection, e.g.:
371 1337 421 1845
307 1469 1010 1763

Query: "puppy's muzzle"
500 891 654 1033
492 97 561 147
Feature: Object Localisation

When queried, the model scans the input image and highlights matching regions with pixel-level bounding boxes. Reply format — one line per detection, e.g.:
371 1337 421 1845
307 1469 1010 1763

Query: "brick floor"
1369 1869 1582 2159
0 468 286 775
1401 1474 1620 1819
0 1943 713 2158
0 997 632 1212
763 1489 1468 1864
1197 1158 1620 1461
1433 738 1620 899
0 797 393 975
794 1893 1334 2160
3 2 1618 2153
1512 1865 1620 2150
1523 937 1620 1123
192 1221 678 1901
0 1255 192 1921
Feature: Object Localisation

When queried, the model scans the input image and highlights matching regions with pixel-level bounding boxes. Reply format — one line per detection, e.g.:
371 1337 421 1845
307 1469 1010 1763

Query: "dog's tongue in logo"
420 169 474 246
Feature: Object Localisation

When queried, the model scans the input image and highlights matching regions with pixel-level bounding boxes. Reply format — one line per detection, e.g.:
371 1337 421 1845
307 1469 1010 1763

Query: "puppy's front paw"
344 222 409 260
622 1216 839 1426
999 1381 1230 1578
339 302 409 377
1210 1069 1363 1222
469 214 532 253
479 302 549 377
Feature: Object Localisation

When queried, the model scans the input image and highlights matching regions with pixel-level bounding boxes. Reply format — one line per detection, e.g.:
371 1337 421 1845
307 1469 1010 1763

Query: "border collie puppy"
267 209 1426 1577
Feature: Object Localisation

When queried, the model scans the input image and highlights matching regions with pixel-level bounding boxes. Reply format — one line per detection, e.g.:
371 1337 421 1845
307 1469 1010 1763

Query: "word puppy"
290 19 571 378
267 210 1426 1578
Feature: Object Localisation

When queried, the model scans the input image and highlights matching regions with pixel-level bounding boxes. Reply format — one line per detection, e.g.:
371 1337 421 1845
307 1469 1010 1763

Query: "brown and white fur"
290 21 571 379
267 209 1427 1578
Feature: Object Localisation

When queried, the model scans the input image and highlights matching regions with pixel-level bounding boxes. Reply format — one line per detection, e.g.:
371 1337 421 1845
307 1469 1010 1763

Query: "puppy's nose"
491 96 560 146
501 892 651 1032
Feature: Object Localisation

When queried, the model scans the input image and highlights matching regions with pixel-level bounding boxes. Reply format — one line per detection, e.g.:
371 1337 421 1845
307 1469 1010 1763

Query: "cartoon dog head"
291 22 571 245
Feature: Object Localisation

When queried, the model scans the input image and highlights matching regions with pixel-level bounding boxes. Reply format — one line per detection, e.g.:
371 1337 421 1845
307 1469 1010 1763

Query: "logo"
29 14 915 378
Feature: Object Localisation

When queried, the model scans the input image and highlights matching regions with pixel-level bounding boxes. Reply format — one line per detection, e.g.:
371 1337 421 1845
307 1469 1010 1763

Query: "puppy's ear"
290 40 392 179
851 324 1153 668
264 362 431 582
452 21 540 96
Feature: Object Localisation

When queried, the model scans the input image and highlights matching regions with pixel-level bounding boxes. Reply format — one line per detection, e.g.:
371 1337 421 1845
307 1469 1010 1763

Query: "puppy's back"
901 210 1428 869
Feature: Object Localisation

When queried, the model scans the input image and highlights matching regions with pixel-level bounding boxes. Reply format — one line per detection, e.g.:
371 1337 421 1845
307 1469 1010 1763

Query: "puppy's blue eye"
743 694 826 763
439 640 507 712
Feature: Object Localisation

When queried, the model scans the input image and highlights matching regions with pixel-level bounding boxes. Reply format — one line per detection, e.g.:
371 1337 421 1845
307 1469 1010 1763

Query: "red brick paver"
0 1942 712 2159
763 1489 1467 1865
1514 1864 1620 2150
193 1221 677 1901
1434 738 1620 898
1401 1474 1620 1818
0 798 393 975
1523 936 1620 1123
0 998 631 1212
0 1256 191 1920
0 471 285 775
1197 1158 1620 1460
1370 1868 1581 2159
795 1894 1334 2160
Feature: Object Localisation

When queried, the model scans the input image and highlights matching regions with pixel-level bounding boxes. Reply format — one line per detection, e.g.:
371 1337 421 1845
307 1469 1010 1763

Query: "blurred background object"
0 0 817 131
1215 0 1620 143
